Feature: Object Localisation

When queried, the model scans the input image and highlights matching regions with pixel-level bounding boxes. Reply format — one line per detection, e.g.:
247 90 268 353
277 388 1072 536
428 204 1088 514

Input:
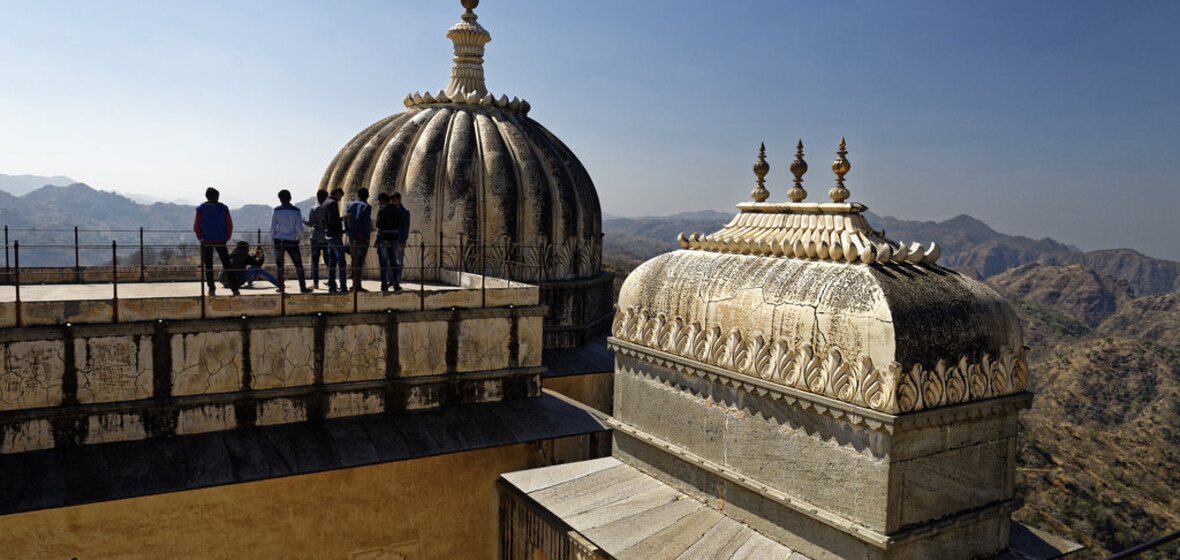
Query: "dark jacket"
222 245 264 288
322 197 343 238
375 204 403 243
398 205 411 245
194 202 233 244
344 199 372 240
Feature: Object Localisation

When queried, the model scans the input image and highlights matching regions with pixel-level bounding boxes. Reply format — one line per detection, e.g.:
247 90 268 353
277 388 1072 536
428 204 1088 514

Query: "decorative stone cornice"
679 142 940 265
612 306 1029 414
403 89 531 114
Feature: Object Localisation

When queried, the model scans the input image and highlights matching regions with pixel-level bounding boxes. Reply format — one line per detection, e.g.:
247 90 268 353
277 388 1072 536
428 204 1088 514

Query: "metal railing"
1 228 551 326
1103 528 1180 559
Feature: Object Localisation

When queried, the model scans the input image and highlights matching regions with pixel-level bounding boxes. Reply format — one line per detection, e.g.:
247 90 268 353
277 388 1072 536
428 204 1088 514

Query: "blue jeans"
376 239 400 289
395 244 405 286
243 266 279 287
309 239 326 284
325 237 347 291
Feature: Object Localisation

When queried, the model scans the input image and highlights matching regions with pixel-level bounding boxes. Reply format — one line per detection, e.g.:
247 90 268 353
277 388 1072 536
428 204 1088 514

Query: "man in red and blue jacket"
193 187 235 295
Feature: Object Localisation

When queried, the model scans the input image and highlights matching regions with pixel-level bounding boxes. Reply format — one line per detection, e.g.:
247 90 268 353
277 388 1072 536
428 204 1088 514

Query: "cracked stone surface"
75 336 153 404
457 318 511 373
399 321 448 377
0 340 65 411
250 327 315 390
171 331 243 397
324 325 385 384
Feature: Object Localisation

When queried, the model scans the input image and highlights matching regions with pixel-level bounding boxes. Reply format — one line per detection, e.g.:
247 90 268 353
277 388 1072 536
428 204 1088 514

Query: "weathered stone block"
1 419 54 453
897 438 1012 527
119 297 201 322
456 318 511 372
85 412 147 444
399 321 448 377
517 316 543 367
177 404 237 435
171 331 243 396
250 327 315 389
256 398 307 426
327 391 384 418
75 336 153 404
324 324 385 383
0 339 65 411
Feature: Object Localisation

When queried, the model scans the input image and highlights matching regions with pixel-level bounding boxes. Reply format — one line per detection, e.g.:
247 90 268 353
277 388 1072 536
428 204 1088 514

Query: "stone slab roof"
0 393 606 516
542 334 614 377
500 457 807 559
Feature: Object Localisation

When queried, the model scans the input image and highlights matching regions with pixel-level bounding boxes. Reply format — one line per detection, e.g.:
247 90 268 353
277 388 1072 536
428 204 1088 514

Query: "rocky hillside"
603 211 1180 559
0 183 316 267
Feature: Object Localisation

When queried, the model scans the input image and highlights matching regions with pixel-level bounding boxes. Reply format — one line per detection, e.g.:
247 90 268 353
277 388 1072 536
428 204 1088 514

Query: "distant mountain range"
0 173 76 196
0 182 317 267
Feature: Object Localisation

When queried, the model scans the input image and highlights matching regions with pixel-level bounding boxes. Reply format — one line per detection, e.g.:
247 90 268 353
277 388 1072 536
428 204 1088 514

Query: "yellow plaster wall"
543 373 613 415
0 443 533 559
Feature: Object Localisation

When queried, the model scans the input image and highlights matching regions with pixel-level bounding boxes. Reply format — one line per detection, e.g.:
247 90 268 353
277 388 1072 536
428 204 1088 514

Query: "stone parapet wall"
609 346 1029 560
0 306 545 454
541 271 614 348
0 281 538 328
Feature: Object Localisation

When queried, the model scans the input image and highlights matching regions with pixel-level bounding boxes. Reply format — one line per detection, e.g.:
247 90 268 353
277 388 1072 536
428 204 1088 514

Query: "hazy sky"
2 1 1178 260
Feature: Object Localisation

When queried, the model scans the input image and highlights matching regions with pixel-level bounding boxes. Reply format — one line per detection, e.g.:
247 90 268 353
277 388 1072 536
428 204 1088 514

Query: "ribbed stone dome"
319 1 602 281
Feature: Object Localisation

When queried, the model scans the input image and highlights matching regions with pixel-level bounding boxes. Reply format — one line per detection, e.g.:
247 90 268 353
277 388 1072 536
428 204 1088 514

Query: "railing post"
199 247 206 319
437 230 444 278
278 241 287 316
257 228 262 246
13 241 21 327
111 240 119 323
458 232 466 274
74 226 81 283
505 238 512 287
481 241 487 308
4 225 8 278
139 227 145 282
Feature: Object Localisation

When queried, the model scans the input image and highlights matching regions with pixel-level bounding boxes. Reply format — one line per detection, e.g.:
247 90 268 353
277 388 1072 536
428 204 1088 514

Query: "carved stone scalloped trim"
609 338 1033 436
403 90 531 114
677 203 940 265
611 306 1028 414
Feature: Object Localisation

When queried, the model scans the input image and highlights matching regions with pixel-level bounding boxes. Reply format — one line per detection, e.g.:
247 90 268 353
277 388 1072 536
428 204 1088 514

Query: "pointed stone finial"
829 137 851 203
788 140 808 202
445 0 492 98
751 143 770 202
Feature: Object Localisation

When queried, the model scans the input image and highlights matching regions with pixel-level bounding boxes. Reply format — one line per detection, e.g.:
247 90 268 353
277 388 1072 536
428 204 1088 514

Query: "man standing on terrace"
271 189 313 294
193 187 234 296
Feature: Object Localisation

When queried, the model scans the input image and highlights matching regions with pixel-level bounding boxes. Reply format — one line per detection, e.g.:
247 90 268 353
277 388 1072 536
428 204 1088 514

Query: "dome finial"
829 137 851 203
751 143 770 202
788 140 808 202
445 0 492 98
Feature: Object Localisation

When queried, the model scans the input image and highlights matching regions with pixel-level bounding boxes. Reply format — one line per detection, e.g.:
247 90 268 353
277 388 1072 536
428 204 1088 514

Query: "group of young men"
193 187 410 296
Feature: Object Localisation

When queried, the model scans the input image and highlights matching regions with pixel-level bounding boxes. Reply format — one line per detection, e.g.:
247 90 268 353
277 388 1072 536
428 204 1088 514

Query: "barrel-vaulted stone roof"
611 141 1026 414
319 0 602 281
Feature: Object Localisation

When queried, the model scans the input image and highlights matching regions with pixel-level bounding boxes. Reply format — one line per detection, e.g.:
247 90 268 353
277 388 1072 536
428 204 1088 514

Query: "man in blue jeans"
374 193 403 292
392 192 411 288
322 188 348 292
303 189 329 289
271 189 312 293
344 188 373 292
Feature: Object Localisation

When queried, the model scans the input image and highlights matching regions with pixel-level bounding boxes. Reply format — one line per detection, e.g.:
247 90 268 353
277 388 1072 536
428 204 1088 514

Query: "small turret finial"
445 0 492 98
788 140 808 202
829 137 851 203
751 143 770 202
